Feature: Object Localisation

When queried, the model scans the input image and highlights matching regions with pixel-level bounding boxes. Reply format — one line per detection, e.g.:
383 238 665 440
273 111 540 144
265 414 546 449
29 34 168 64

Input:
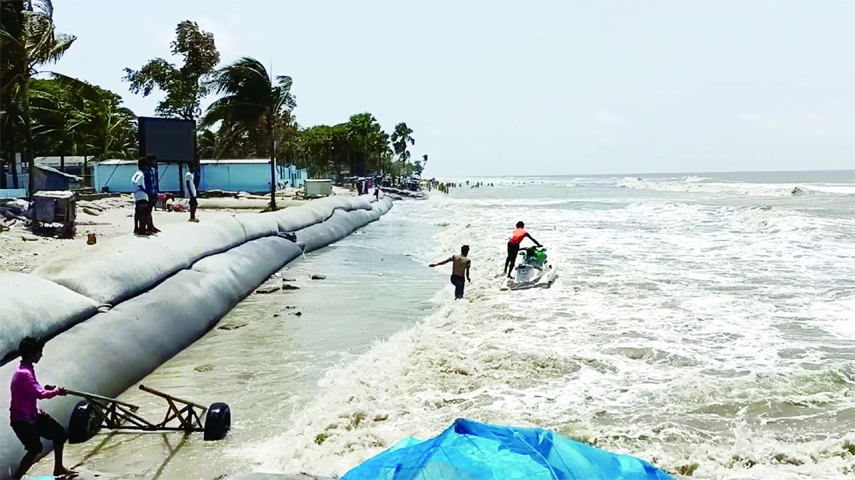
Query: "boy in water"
430 245 472 299
504 221 541 278
9 337 75 479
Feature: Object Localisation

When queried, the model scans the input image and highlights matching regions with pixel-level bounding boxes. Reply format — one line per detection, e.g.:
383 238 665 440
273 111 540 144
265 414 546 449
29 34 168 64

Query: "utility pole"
269 59 277 211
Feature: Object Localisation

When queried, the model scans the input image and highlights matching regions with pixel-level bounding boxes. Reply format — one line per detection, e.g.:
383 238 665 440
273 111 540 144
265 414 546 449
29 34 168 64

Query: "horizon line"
428 168 855 178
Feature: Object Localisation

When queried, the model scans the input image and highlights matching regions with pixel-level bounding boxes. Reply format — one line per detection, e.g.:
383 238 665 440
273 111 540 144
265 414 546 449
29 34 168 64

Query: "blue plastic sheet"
341 418 675 480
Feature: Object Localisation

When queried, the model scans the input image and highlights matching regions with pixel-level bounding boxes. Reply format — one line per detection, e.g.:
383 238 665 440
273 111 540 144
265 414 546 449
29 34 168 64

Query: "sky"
50 0 855 177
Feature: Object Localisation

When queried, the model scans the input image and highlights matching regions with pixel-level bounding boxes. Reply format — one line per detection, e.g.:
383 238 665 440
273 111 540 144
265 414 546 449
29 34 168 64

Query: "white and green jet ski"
501 246 558 291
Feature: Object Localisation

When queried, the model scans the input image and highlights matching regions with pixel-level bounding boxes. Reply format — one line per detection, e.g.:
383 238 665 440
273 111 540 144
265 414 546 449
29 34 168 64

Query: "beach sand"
0 186 355 274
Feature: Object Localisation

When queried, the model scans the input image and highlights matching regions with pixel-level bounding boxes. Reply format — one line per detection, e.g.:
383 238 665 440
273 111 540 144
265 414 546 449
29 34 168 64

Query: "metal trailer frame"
65 385 230 443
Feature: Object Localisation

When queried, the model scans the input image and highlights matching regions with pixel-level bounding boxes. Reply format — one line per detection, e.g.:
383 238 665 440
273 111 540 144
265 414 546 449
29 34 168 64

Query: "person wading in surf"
430 245 472 299
504 221 541 278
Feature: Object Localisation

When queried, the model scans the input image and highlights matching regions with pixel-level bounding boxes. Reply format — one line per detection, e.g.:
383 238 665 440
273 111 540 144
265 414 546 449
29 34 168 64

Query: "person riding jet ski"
504 221 541 279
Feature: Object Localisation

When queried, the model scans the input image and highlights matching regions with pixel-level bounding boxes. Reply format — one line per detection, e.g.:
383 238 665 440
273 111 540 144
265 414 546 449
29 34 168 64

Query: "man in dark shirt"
143 155 160 234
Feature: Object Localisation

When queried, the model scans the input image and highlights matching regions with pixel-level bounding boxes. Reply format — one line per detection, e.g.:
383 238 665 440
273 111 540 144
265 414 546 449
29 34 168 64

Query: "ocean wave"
237 184 855 480
616 177 855 197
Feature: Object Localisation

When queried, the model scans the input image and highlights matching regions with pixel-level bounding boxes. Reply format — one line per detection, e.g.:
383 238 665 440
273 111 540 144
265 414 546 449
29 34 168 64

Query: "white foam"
238 177 855 479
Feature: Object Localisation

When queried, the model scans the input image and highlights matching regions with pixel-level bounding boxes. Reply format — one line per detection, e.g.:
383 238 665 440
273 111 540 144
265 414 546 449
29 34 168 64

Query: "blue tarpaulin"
341 418 675 480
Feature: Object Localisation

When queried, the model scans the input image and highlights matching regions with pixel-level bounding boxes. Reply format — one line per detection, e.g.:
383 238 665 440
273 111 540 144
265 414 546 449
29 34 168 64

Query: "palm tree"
203 57 295 210
196 128 218 159
391 122 414 182
50 74 137 161
346 112 378 175
30 83 87 171
372 131 392 175
0 0 76 180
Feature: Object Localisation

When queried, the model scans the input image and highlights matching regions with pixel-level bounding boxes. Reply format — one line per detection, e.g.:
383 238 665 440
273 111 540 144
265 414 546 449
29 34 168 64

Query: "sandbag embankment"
0 198 393 476
29 195 380 308
0 236 303 476
30 216 247 306
0 273 99 365
296 197 392 253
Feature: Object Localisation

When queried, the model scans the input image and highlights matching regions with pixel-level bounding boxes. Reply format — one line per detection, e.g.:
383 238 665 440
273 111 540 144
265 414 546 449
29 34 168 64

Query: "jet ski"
501 246 558 291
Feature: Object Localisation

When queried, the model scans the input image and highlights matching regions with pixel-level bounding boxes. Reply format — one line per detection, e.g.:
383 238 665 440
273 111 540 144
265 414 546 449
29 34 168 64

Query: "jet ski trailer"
501 246 558 291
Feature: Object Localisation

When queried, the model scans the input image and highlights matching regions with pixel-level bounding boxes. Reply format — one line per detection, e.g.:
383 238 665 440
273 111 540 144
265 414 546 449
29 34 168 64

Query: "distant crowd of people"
425 179 495 194
130 155 199 235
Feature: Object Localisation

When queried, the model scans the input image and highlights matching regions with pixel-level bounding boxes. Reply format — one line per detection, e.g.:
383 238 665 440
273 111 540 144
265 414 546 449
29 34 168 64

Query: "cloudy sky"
52 0 854 176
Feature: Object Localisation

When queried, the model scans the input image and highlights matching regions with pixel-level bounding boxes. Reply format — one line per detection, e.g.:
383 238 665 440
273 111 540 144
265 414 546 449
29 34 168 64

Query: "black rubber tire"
204 402 231 441
68 400 98 444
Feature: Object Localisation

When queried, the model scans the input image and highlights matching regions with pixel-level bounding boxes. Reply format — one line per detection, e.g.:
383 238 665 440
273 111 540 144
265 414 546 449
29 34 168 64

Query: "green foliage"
30 76 137 160
0 6 428 188
202 56 296 159
0 0 76 181
197 128 218 159
0 0 76 86
123 21 220 121
391 122 414 165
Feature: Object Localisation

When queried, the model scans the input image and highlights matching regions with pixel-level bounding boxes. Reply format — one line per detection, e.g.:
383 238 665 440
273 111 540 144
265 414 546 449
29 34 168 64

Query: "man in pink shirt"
9 337 75 479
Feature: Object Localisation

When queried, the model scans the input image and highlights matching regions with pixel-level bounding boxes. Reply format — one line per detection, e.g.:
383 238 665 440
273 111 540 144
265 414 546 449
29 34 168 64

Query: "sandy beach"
0 186 352 274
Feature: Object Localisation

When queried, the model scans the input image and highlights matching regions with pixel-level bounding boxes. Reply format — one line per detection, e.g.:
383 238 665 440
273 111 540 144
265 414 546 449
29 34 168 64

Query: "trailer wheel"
68 400 98 444
204 402 231 441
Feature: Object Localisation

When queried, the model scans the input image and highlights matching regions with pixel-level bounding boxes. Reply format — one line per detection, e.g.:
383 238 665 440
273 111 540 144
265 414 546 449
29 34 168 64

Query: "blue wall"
93 162 180 193
200 162 275 193
93 161 308 194
277 165 308 188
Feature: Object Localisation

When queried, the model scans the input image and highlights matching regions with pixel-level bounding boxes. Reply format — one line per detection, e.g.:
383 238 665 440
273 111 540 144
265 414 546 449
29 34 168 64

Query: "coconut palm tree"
30 82 87 171
203 57 295 210
0 0 76 178
371 131 392 175
49 74 137 161
391 122 414 182
196 128 218 159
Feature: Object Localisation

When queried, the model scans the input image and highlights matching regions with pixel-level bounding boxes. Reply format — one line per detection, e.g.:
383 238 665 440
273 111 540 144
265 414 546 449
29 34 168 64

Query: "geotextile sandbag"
296 222 338 253
31 216 248 306
272 205 328 233
0 239 302 475
0 273 99 365
0 194 395 475
191 236 303 298
234 212 281 240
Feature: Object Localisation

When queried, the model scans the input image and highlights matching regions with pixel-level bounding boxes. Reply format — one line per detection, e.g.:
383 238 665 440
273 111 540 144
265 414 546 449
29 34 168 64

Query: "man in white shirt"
184 165 199 223
130 158 149 235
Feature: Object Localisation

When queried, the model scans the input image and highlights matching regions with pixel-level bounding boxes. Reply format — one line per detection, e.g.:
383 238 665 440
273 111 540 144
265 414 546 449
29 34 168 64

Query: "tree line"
0 1 426 189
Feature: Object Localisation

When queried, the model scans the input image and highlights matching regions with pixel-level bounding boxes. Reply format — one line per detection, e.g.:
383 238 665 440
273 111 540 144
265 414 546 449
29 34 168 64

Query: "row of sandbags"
0 196 391 365
0 198 392 476
31 195 377 306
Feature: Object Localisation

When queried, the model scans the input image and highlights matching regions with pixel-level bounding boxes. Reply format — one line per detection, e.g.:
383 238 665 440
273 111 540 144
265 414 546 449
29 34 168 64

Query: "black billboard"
138 117 195 163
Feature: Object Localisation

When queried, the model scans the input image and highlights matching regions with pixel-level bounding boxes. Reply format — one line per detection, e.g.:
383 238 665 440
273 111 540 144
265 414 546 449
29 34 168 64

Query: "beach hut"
30 165 82 193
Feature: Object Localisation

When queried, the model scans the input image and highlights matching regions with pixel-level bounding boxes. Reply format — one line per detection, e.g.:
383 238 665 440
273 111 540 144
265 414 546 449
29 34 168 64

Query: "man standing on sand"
131 157 149 235
9 337 75 480
184 165 199 223
430 245 472 299
143 155 160 234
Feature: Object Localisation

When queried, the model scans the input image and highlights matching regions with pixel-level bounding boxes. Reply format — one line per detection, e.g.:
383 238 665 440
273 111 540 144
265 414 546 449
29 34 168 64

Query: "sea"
45 170 855 480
